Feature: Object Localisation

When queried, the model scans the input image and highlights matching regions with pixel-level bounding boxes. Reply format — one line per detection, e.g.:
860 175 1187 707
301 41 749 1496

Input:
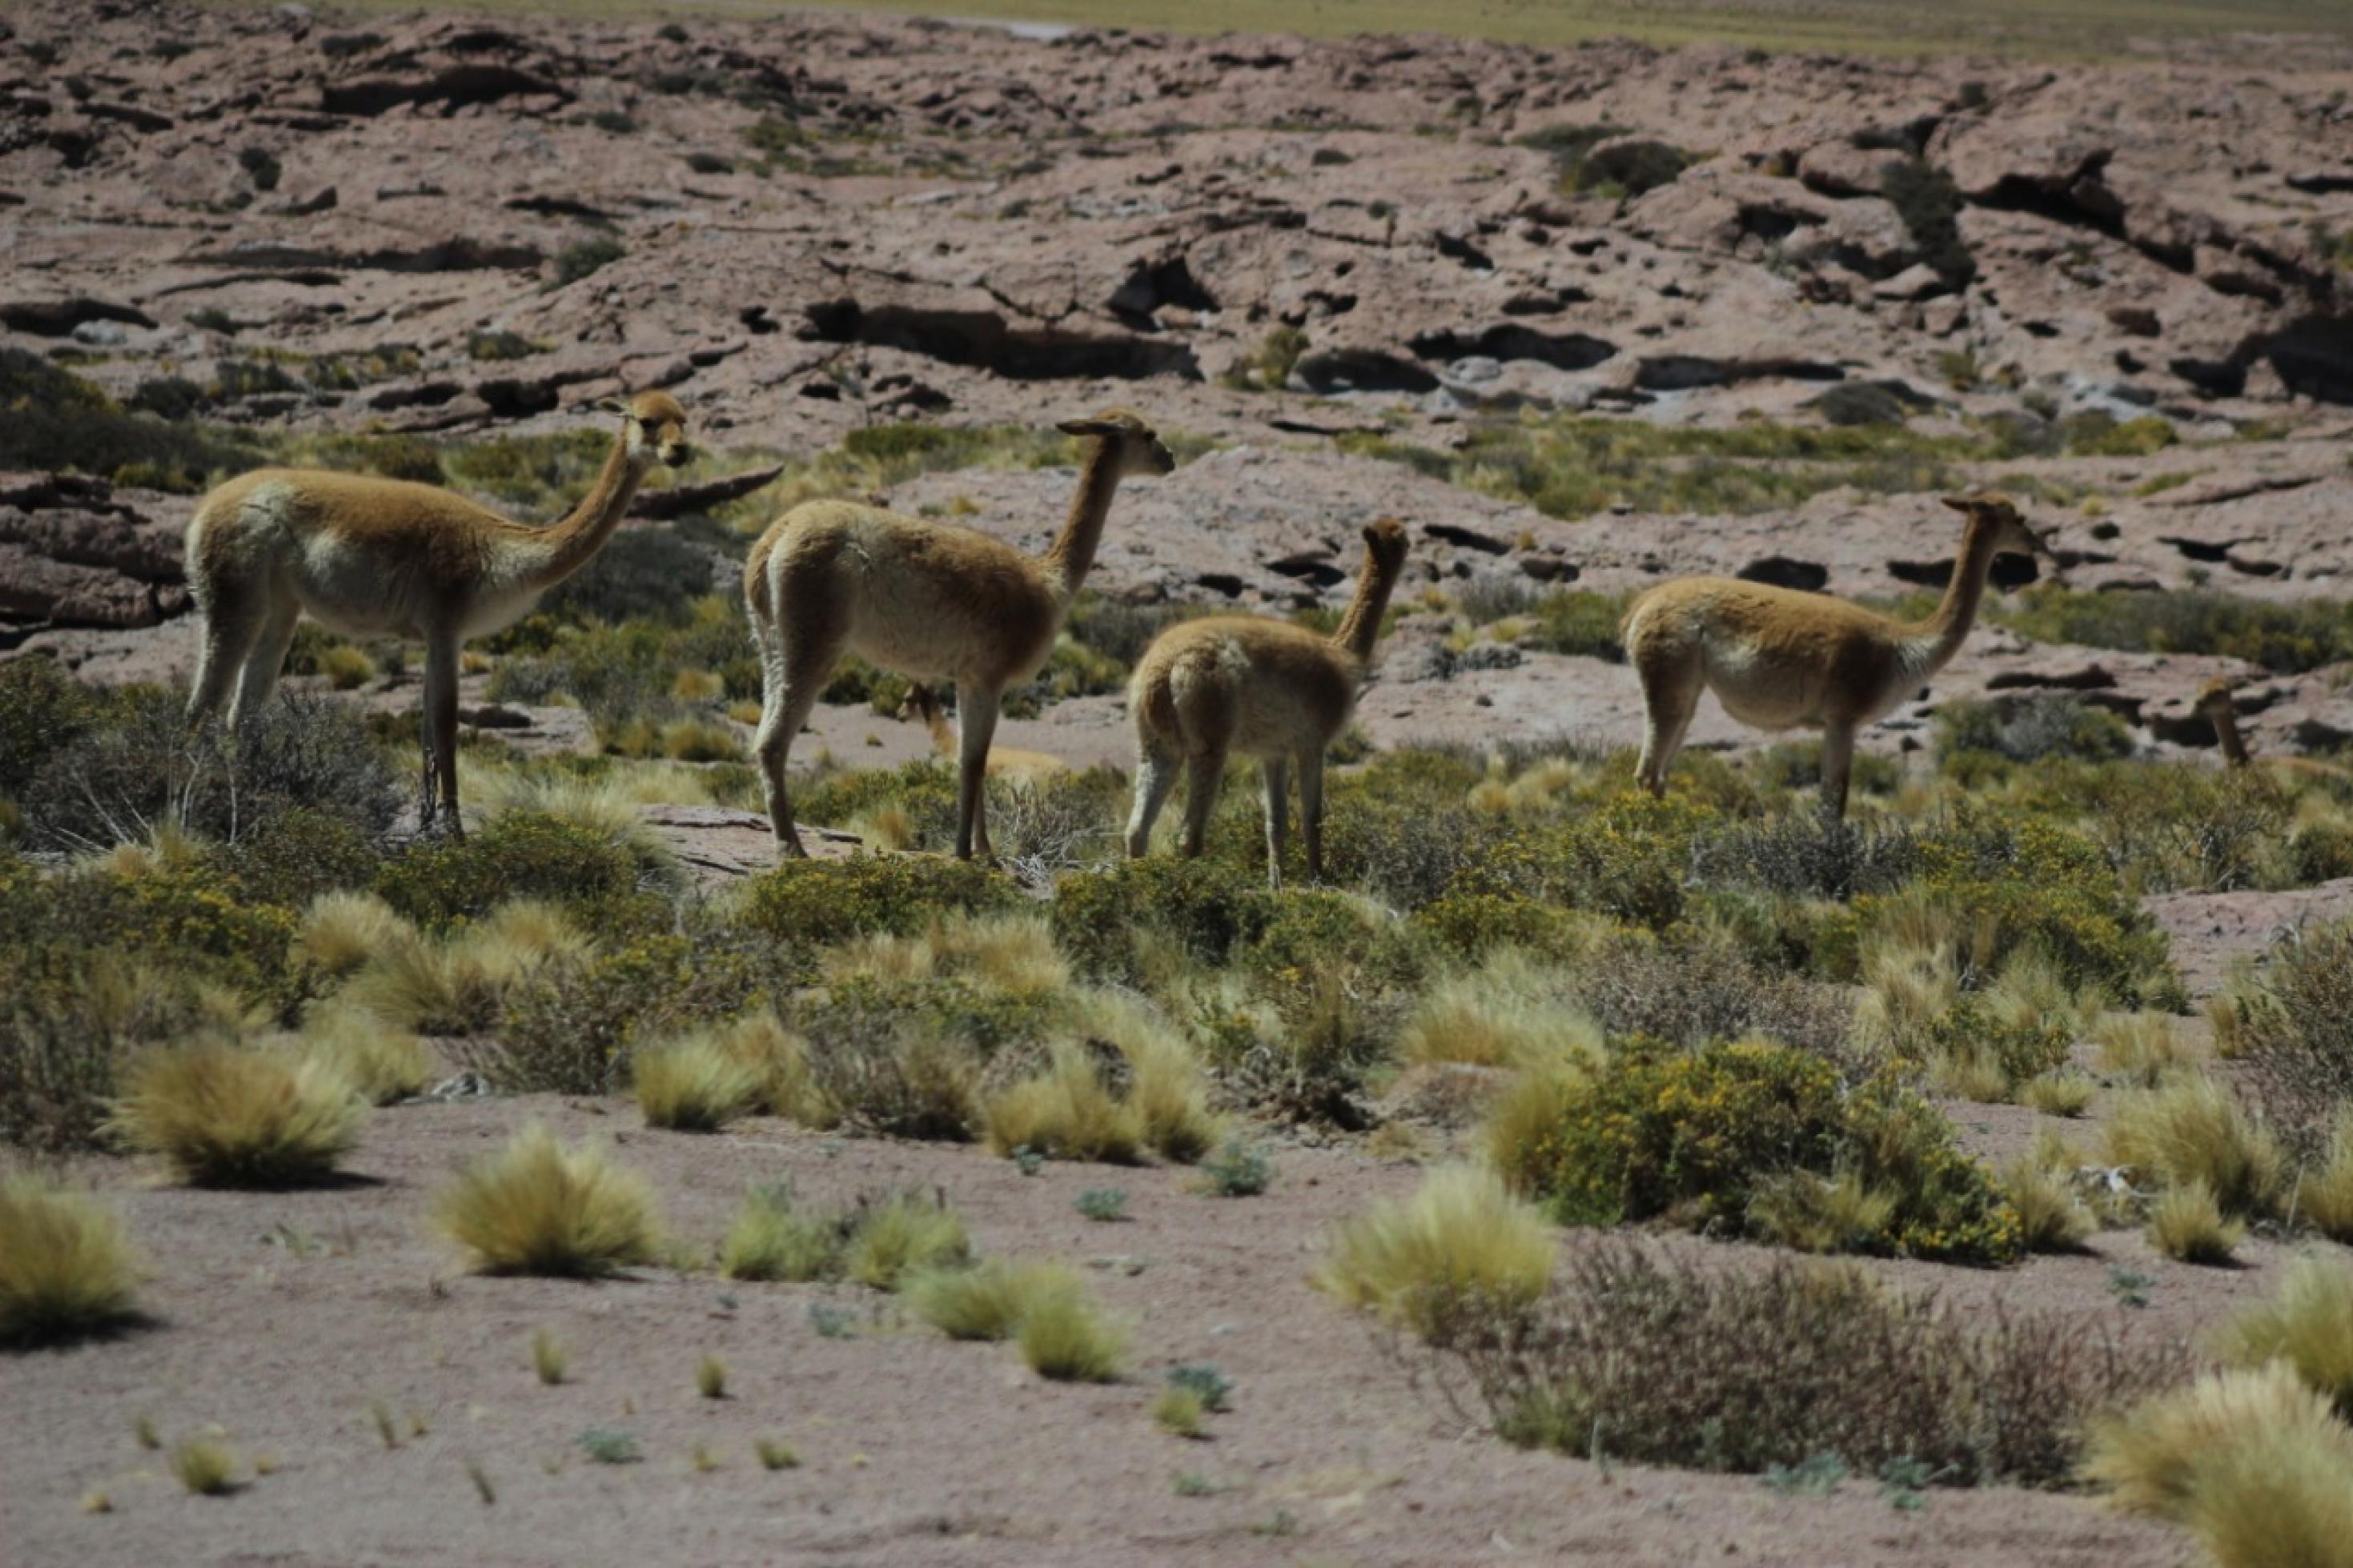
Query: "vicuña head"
1623 491 2048 816
1126 515 1413 888
183 390 693 835
745 407 1170 861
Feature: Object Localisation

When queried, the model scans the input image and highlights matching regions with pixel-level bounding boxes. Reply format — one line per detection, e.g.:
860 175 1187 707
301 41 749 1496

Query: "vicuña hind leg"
954 680 1001 861
753 581 845 860
1633 647 1703 798
1126 735 1179 859
187 596 262 726
226 592 301 728
1817 722 1857 820
1179 748 1227 860
1297 749 1327 884
1260 756 1290 891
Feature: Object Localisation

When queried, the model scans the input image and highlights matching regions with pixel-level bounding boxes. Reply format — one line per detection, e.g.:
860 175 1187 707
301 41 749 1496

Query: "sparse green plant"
110 1041 363 1186
1199 1139 1272 1197
576 1427 640 1465
2214 1255 2353 1415
369 1398 400 1450
1173 1470 1215 1497
1879 1456 1934 1512
2109 1265 2156 1309
1076 1188 1130 1222
1166 1364 1231 1413
548 237 624 289
806 1302 855 1339
0 1177 141 1346
432 1124 661 1277
530 1327 567 1386
135 1413 160 1449
755 1438 799 1470
1763 1450 1848 1498
465 1457 496 1505
170 1436 238 1495
1018 1281 1126 1382
1154 1385 1206 1437
2146 1179 2243 1264
720 1185 840 1283
696 1354 728 1399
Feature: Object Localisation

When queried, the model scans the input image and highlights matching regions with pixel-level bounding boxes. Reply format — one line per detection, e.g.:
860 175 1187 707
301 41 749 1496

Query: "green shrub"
1935 696 2134 765
2234 921 2353 1150
548 237 624 287
0 941 214 1154
373 812 642 930
0 348 263 492
737 854 1014 948
1051 857 1278 982
1994 587 2353 676
485 932 787 1095
1883 157 1974 288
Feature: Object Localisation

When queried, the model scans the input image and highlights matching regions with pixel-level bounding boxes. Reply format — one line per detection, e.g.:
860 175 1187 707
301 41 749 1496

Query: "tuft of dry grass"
1999 1156 2094 1253
295 890 416 981
2214 1254 2353 1415
1316 1167 1555 1339
908 1258 1079 1342
1018 1280 1126 1382
341 899 587 1034
1748 1169 1901 1255
756 1438 800 1470
2022 1072 2096 1118
0 1177 141 1345
169 1436 239 1496
635 1034 761 1133
1397 963 1602 1070
714 1012 827 1125
2106 1077 2284 1217
2094 1011 2200 1089
318 643 378 690
983 1049 1144 1165
433 1124 661 1277
2294 1110 2353 1243
299 1006 432 1105
109 1041 363 1185
843 1191 969 1291
696 1354 728 1400
719 1187 840 1283
530 1327 567 1386
2082 1361 2347 1518
1481 1064 1585 1199
1082 992 1221 1163
2180 1418 2353 1568
2146 1179 2243 1263
1154 1385 1207 1438
829 910 1071 997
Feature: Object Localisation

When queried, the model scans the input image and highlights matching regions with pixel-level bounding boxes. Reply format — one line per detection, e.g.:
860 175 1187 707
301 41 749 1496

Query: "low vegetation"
0 1178 141 1346
1317 1167 1555 1338
109 1042 363 1186
432 1124 662 1277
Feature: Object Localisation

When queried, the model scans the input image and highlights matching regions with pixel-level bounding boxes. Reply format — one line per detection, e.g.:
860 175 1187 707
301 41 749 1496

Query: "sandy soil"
12 1086 2346 1567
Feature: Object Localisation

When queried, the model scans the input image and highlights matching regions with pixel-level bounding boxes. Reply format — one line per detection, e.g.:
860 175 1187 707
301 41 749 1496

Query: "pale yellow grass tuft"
110 1042 363 1185
635 1033 761 1133
0 1178 141 1345
299 1006 432 1105
1316 1166 1554 1339
2146 1179 2243 1264
983 1049 1144 1165
2215 1254 2353 1415
2106 1077 2283 1217
433 1124 661 1277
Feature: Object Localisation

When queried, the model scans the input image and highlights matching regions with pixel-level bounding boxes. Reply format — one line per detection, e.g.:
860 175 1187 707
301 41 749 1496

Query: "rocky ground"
8 3 2353 1563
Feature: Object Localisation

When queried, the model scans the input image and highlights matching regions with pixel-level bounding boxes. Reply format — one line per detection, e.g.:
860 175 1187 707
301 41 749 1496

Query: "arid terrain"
6 2 2353 1565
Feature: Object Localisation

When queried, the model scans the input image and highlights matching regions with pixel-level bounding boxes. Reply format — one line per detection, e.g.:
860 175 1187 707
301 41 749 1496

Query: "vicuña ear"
1057 418 1120 437
1939 495 1978 514
595 395 629 417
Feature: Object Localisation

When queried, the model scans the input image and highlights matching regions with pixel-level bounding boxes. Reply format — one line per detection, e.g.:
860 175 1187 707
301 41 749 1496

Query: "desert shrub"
908 1258 1079 1342
2233 921 2353 1150
1936 696 2132 765
1853 812 2178 1006
2082 1361 2347 1519
1688 810 1920 903
485 931 788 1095
2296 1113 2353 1242
1496 1038 2024 1263
1444 1241 2182 1485
1317 1167 1555 1339
36 854 300 1003
1994 587 2353 676
736 854 1014 948
221 807 384 909
0 1178 142 1346
983 1048 1143 1165
2146 1180 2243 1264
109 1041 363 1185
1454 793 1721 932
786 981 1001 1139
549 236 624 287
2215 1255 2353 1416
2105 1078 2284 1218
1557 932 1856 1059
1018 1279 1126 1382
0 656 105 804
1051 857 1277 983
636 1033 761 1131
841 1190 969 1290
1884 157 1974 288
372 811 644 930
0 943 217 1154
718 1185 841 1282
23 688 401 851
299 1006 431 1104
1999 1155 2094 1253
0 347 263 492
1520 590 1631 660
433 1124 661 1277
2180 1418 2353 1568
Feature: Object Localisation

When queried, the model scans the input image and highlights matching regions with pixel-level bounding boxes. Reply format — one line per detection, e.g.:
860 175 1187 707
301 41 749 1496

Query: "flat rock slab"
2142 876 2353 995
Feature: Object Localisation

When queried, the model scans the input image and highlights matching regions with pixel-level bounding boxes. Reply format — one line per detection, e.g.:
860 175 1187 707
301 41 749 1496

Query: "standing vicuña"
1622 494 2046 816
744 410 1171 860
1126 518 1411 888
183 392 690 834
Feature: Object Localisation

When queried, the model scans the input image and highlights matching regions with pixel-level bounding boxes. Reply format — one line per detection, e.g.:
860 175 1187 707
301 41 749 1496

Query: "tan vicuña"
743 410 1170 860
1621 494 2046 816
1126 518 1411 887
183 392 691 834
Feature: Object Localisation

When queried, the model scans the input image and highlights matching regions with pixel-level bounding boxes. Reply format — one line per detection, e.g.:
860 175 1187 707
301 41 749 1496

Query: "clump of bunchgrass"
2082 1361 2347 1518
1748 1169 1902 1255
109 1041 363 1185
2146 1179 2243 1263
841 1189 970 1291
2295 1111 2353 1241
635 1032 761 1132
1082 991 1221 1162
1018 1279 1126 1382
299 1005 432 1105
695 1354 728 1399
2214 1254 2353 1414
1396 963 1603 1070
1154 1385 1207 1437
295 890 416 981
2106 1078 2284 1217
718 1185 841 1283
0 1177 141 1345
755 1438 799 1470
1998 1154 2094 1253
432 1123 661 1277
2181 1418 2353 1568
983 1046 1144 1165
169 1436 239 1495
530 1327 567 1385
1315 1166 1554 1338
2022 1072 2096 1117
2094 1011 2200 1089
907 1258 1078 1342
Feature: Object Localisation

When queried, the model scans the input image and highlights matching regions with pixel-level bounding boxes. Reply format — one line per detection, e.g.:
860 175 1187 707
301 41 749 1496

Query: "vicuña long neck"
2208 700 2251 767
520 435 648 589
1040 445 1122 600
1332 550 1401 667
1905 515 2002 676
